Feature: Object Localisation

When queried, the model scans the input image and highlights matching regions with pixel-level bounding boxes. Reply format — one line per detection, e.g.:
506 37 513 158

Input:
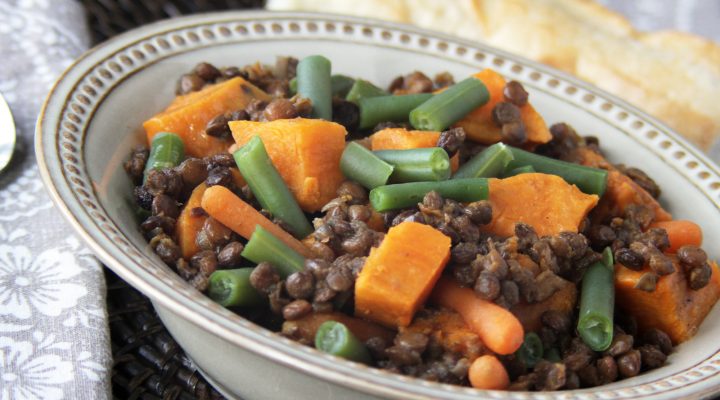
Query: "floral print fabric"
0 0 110 399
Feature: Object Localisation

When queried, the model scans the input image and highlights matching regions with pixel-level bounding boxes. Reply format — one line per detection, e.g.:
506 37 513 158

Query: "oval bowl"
36 11 720 400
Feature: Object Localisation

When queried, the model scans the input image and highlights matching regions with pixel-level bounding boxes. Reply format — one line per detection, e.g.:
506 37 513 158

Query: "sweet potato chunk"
404 308 487 360
485 173 599 237
453 69 552 146
615 258 720 344
511 280 577 333
143 77 270 158
355 222 451 328
176 183 208 260
230 118 347 212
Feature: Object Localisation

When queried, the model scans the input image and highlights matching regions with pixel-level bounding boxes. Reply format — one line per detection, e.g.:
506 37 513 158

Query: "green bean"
233 136 312 238
290 74 355 98
340 142 394 189
208 268 263 307
314 321 371 364
330 75 355 98
409 76 489 131
369 178 489 212
296 55 332 120
345 79 388 104
505 147 608 195
504 165 536 177
516 332 544 368
143 132 184 181
358 93 432 130
577 247 615 351
453 142 514 179
374 148 450 182
241 226 305 278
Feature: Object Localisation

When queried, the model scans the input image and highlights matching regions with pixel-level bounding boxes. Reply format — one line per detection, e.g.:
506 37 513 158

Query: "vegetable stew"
124 56 720 391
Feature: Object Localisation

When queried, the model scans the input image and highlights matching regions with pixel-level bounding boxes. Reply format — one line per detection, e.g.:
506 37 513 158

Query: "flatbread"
268 0 720 150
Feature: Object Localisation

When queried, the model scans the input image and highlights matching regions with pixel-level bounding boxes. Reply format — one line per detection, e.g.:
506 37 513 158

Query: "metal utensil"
0 92 16 172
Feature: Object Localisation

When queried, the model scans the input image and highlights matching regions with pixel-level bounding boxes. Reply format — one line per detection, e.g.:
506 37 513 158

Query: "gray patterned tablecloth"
0 1 110 399
0 1 717 399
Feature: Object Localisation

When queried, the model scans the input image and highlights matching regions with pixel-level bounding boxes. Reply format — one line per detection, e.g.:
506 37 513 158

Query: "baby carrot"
649 220 703 253
200 185 314 259
468 355 510 390
430 277 524 355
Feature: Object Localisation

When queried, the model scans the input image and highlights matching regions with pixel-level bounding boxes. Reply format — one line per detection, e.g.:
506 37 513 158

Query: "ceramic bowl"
36 11 720 400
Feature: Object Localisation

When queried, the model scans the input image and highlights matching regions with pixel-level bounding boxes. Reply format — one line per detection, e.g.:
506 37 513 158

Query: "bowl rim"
35 10 720 400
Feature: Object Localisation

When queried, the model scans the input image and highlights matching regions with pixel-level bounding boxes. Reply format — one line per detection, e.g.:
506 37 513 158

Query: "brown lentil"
638 345 667 369
282 299 312 320
437 127 466 157
285 270 315 300
616 350 641 378
644 329 673 355
605 334 633 357
688 263 712 290
677 245 707 267
615 248 645 270
596 356 618 384
634 272 658 292
474 271 501 300
503 81 529 107
249 262 280 294
176 158 209 188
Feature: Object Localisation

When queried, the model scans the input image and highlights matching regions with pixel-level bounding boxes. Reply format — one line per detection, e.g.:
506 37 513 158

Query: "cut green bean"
409 76 489 131
369 178 489 212
315 321 371 364
330 75 355 98
516 332 544 368
374 148 450 182
241 226 305 278
358 93 432 130
233 136 312 238
453 142 514 179
297 55 332 120
577 247 615 351
345 79 388 104
290 74 355 98
208 268 263 307
143 132 184 181
505 147 608 195
505 165 536 176
340 142 394 189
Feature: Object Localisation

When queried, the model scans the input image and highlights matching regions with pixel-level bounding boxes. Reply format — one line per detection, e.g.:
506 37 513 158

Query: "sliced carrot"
176 183 208 260
468 355 510 390
144 77 270 158
355 221 451 328
572 147 672 222
453 69 552 147
176 172 245 260
370 127 459 172
615 258 720 344
650 220 703 253
485 173 599 237
431 277 524 355
281 312 395 345
230 118 347 212
200 185 313 258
